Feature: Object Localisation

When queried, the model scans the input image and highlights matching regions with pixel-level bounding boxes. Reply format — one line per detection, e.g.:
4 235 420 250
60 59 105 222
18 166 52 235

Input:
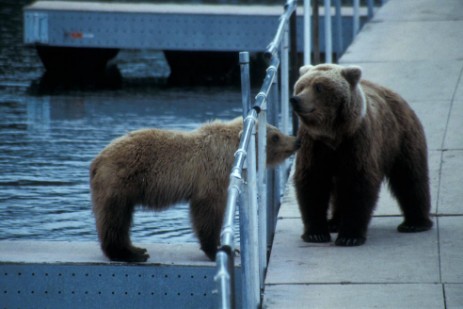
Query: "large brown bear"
90 117 299 262
290 63 433 246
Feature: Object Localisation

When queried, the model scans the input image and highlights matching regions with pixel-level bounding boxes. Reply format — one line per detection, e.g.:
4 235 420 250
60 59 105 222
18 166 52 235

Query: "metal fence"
214 0 383 308
214 1 296 308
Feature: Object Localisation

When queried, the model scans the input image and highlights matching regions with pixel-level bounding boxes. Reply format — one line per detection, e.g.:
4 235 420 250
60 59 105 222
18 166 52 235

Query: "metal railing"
305 0 379 64
214 1 297 307
214 0 384 308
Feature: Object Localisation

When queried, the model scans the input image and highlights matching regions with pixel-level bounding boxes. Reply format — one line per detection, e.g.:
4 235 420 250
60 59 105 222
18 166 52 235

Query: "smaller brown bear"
90 117 299 262
290 63 433 247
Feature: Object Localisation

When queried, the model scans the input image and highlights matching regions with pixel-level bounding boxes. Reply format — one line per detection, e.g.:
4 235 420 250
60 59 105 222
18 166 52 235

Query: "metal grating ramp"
0 241 241 308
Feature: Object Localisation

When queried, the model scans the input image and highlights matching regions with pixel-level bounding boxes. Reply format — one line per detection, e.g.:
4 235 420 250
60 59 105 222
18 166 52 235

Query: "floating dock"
23 1 365 53
24 1 283 52
22 1 369 85
0 241 241 308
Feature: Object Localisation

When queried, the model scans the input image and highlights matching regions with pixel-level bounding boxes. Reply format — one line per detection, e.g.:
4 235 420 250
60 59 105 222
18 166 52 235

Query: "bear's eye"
314 83 323 94
271 134 280 143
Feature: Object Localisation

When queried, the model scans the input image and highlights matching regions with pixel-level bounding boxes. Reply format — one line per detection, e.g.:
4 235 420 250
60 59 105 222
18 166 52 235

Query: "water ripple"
0 0 244 244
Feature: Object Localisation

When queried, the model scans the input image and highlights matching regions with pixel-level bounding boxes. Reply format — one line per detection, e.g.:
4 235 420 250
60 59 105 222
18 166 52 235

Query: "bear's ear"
341 66 362 87
299 65 314 76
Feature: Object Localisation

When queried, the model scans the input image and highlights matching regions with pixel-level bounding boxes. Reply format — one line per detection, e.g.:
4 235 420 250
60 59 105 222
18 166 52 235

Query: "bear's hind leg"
93 195 149 262
388 152 433 233
190 197 224 261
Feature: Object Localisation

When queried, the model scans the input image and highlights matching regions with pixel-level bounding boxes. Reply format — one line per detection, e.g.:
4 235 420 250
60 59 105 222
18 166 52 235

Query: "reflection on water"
0 0 244 243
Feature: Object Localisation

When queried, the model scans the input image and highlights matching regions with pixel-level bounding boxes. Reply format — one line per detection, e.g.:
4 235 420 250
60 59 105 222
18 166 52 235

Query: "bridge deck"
264 0 463 308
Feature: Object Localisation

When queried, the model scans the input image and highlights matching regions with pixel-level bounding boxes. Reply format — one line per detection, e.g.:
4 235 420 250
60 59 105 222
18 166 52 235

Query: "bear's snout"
290 96 315 115
290 96 301 107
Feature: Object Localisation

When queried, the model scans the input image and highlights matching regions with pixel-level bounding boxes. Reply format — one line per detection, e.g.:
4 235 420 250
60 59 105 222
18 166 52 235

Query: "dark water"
0 0 243 243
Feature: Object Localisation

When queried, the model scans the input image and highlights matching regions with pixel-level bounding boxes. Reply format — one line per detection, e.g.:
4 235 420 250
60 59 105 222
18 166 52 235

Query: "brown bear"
90 117 299 262
290 63 433 246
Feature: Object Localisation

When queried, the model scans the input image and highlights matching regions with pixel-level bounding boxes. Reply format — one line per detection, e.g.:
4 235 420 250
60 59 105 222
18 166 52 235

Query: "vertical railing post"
257 101 267 293
239 130 259 309
289 3 299 136
289 2 298 86
280 21 291 189
238 51 259 309
353 0 360 36
266 74 276 246
240 52 251 115
334 0 343 61
324 0 332 63
312 0 320 64
303 0 311 65
271 68 281 224
367 0 374 20
244 115 260 309
238 182 253 309
281 22 290 136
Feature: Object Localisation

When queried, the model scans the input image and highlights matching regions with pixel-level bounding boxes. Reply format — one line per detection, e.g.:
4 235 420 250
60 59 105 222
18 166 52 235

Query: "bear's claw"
301 232 331 243
131 246 148 254
335 236 366 246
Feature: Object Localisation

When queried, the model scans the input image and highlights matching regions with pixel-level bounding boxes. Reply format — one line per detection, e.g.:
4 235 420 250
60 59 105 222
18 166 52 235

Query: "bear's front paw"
107 247 150 262
335 236 366 246
301 232 331 243
397 220 433 233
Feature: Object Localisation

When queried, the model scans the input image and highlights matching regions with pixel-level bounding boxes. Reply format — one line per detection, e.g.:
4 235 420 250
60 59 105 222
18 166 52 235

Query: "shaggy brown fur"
290 63 433 246
90 117 299 262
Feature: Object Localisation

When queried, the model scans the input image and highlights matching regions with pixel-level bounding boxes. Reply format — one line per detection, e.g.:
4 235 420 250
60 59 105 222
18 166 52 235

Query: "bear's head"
226 117 299 167
290 63 367 146
265 124 300 167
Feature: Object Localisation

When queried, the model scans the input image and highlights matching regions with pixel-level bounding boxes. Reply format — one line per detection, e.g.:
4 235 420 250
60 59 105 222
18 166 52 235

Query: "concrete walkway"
263 0 463 308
